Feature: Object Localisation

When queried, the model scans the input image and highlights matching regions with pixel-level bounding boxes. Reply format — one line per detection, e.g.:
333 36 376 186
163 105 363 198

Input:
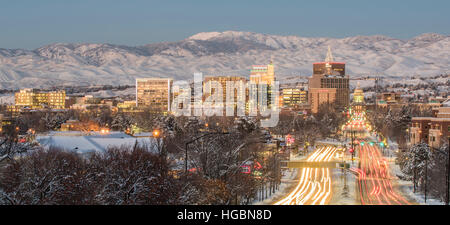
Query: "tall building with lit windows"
15 89 66 109
136 78 173 113
249 62 276 110
281 88 308 108
203 76 247 111
250 62 275 85
308 46 350 113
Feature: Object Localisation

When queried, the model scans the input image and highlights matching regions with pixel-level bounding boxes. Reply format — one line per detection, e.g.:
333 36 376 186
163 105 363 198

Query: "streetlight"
153 129 160 138
425 155 428 203
152 129 166 157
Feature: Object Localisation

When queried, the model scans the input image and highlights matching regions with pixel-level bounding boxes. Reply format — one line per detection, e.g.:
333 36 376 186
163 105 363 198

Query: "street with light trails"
274 146 338 205
274 107 416 205
352 141 411 205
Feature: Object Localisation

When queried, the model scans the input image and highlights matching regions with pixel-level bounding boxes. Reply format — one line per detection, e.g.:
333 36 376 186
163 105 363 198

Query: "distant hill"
0 31 449 89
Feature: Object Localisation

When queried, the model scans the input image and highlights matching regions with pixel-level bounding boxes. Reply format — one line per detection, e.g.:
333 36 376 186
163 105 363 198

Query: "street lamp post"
185 141 189 174
153 129 163 155
413 152 417 193
351 130 355 162
425 156 428 203
274 140 280 192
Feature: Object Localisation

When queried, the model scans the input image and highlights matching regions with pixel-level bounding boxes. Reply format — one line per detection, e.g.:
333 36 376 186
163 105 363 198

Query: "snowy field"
37 131 155 154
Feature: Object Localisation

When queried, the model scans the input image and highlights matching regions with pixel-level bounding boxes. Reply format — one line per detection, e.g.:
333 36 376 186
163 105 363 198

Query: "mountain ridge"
0 31 449 89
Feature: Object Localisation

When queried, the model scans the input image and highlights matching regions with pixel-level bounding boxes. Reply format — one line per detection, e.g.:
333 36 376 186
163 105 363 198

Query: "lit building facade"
249 62 276 111
409 107 450 149
308 88 337 113
250 63 275 85
308 46 349 114
281 88 308 108
14 89 66 109
136 78 173 113
203 76 247 114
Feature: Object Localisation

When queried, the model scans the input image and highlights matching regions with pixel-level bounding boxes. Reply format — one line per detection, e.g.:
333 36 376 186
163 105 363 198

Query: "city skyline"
0 0 449 49
1 0 449 211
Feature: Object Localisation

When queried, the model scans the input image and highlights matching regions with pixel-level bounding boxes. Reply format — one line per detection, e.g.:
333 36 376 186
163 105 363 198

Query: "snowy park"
36 131 155 154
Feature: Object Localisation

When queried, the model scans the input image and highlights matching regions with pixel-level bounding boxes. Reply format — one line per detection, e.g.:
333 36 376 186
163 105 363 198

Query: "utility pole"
351 129 355 162
185 141 189 174
413 152 417 193
273 140 280 192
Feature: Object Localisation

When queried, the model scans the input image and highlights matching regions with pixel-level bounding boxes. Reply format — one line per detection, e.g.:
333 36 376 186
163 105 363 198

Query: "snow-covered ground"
252 151 312 205
329 168 359 205
36 131 154 154
253 168 299 205
1 31 449 89
388 159 444 205
384 140 445 205
0 94 14 105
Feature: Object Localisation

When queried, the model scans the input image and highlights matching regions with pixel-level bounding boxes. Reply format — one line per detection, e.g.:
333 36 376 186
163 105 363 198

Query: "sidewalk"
253 168 300 205
387 158 444 205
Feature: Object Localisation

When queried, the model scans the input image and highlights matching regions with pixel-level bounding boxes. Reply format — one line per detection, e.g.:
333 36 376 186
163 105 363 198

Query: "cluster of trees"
0 114 274 205
157 116 274 205
1 103 347 205
270 104 346 150
367 105 432 149
0 147 180 205
4 108 162 134
366 100 449 203
10 111 73 133
397 142 449 203
0 125 40 164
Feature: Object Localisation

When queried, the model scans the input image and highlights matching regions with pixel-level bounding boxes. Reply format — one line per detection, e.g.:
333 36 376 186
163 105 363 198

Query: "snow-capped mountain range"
0 31 449 89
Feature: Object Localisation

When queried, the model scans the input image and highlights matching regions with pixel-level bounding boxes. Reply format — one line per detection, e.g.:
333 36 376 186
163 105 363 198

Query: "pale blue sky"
1 0 449 49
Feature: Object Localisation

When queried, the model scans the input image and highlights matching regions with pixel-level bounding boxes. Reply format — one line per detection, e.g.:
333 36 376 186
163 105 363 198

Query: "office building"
249 62 276 111
14 89 66 109
136 78 173 113
203 76 247 114
281 88 308 108
308 46 349 113
409 107 450 149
